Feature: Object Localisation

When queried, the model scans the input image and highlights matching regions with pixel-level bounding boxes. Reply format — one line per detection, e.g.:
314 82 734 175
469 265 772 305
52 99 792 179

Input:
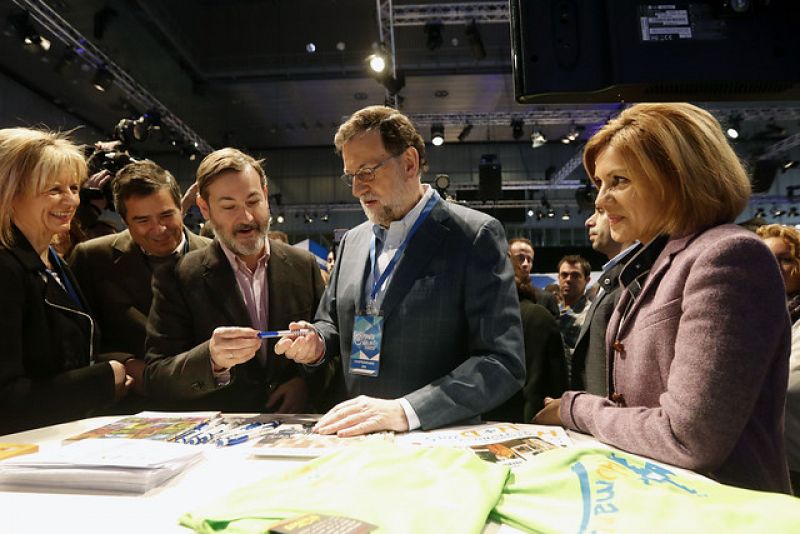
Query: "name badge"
349 314 383 377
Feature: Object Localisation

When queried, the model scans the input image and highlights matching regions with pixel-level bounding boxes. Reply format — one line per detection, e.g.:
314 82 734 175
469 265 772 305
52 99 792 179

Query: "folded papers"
0 438 204 493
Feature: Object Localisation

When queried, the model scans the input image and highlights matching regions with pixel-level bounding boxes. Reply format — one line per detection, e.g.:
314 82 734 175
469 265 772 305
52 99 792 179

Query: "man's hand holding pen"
209 326 262 372
274 321 325 365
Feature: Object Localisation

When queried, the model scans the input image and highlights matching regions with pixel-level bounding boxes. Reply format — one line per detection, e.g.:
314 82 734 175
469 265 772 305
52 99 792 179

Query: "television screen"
510 0 800 103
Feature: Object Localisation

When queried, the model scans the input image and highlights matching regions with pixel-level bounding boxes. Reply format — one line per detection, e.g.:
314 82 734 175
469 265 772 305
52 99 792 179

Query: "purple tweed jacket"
560 224 792 493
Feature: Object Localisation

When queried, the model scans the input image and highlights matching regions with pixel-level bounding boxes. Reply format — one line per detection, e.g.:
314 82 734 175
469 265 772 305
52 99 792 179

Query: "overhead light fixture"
7 10 49 52
561 125 584 144
530 130 546 148
431 124 445 146
789 207 799 218
527 208 534 218
561 209 571 221
92 65 114 92
321 212 330 222
457 124 473 142
547 208 556 218
304 213 313 224
726 115 742 139
771 206 786 217
536 210 544 221
367 53 386 73
464 19 486 60
755 207 766 218
276 214 285 224
424 21 444 51
511 119 524 140
783 160 798 172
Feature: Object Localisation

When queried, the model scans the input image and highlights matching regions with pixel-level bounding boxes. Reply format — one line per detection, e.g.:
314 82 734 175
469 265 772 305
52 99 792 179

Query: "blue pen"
258 329 311 339
215 420 281 447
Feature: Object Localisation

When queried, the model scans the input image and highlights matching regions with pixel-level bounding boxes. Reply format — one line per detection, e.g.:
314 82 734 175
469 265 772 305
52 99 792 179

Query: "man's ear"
402 146 420 181
196 195 210 221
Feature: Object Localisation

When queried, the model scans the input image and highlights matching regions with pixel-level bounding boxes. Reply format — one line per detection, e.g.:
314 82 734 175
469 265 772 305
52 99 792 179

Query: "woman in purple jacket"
534 103 792 494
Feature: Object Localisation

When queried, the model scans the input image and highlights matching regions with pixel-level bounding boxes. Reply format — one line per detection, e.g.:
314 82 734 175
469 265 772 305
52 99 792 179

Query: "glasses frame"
339 152 403 187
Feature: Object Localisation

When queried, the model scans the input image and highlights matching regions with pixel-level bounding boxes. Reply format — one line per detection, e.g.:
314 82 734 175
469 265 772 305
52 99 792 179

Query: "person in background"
757 223 800 495
276 105 525 436
68 160 211 404
144 148 326 413
556 254 592 368
570 207 637 394
0 128 131 434
484 252 567 423
534 103 791 494
508 237 558 317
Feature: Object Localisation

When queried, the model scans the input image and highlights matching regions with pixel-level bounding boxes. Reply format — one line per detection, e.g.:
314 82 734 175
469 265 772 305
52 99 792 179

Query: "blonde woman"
534 103 791 494
0 128 130 434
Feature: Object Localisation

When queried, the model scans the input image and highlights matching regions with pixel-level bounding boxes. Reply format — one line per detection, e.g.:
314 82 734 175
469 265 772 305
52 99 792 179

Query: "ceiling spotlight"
561 209 571 221
8 10 49 51
547 208 556 218
726 115 742 139
536 210 544 221
306 42 316 53
464 19 486 60
304 213 313 224
92 66 114 92
783 160 798 172
755 207 766 218
367 53 386 73
511 119 524 140
321 212 330 222
457 124 473 142
424 21 444 51
530 130 546 148
276 214 285 224
789 207 799 218
562 125 584 144
431 124 445 146
771 206 786 217
527 209 534 218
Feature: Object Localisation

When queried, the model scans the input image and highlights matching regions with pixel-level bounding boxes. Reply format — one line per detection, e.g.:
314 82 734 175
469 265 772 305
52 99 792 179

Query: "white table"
1 416 548 533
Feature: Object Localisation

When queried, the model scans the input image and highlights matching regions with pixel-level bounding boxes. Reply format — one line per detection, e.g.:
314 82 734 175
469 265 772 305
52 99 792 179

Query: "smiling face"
197 165 270 260
123 188 183 256
342 130 422 227
592 145 661 245
12 171 80 254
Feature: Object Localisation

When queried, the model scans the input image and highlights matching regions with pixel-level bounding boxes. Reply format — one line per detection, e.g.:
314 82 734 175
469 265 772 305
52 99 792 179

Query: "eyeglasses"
340 153 401 187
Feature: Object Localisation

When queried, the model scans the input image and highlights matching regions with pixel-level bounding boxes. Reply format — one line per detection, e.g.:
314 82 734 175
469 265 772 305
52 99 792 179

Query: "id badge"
349 314 383 377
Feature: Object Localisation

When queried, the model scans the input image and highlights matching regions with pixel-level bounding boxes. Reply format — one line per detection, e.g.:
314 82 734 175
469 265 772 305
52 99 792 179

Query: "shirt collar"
618 235 669 296
139 228 188 257
372 184 436 247
218 237 270 274
602 241 641 272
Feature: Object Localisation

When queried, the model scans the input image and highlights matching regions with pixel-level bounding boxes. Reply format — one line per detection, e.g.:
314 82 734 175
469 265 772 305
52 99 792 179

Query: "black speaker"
479 154 502 200
751 159 779 193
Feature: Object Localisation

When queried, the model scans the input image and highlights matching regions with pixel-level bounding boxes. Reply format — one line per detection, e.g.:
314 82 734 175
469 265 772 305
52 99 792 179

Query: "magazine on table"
251 422 394 458
0 438 204 493
396 423 572 467
63 411 221 443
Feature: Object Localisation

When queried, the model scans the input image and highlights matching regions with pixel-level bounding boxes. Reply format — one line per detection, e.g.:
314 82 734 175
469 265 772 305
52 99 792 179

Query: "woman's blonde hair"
0 128 87 248
757 223 800 279
583 103 751 238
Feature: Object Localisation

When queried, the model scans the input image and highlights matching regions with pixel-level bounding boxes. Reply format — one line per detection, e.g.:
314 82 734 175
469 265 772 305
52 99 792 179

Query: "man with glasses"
276 105 525 435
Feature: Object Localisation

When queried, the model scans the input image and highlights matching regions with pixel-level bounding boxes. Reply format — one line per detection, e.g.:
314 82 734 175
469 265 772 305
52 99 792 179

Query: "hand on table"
314 395 409 437
532 396 562 426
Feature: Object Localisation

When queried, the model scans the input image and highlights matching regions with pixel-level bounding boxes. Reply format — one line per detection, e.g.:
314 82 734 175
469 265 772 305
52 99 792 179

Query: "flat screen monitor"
510 0 800 103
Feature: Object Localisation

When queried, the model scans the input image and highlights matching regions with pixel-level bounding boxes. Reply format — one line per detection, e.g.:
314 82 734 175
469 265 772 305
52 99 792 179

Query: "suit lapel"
266 240 292 329
379 203 448 321
201 242 251 326
341 225 372 313
111 231 153 314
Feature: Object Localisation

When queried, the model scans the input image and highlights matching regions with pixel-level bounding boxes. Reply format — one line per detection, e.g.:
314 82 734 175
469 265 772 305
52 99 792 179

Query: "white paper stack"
0 438 204 493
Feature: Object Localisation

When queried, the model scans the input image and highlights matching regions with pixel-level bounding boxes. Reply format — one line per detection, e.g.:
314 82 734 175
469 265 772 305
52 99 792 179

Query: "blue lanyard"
48 246 83 308
368 193 439 307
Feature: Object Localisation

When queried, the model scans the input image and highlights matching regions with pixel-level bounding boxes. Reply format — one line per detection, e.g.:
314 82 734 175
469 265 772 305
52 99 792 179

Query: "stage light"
783 160 798 172
772 206 786 217
562 125 583 144
547 208 555 218
92 66 114 92
276 214 285 224
561 209 571 221
367 53 386 74
431 124 445 146
321 212 330 222
457 124 473 142
511 120 524 140
424 21 443 51
789 207 799 218
527 209 534 218
726 116 741 139
464 20 486 60
530 130 546 148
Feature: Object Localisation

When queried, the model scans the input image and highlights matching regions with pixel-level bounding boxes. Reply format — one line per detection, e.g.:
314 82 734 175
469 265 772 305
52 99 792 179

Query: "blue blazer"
314 199 525 429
